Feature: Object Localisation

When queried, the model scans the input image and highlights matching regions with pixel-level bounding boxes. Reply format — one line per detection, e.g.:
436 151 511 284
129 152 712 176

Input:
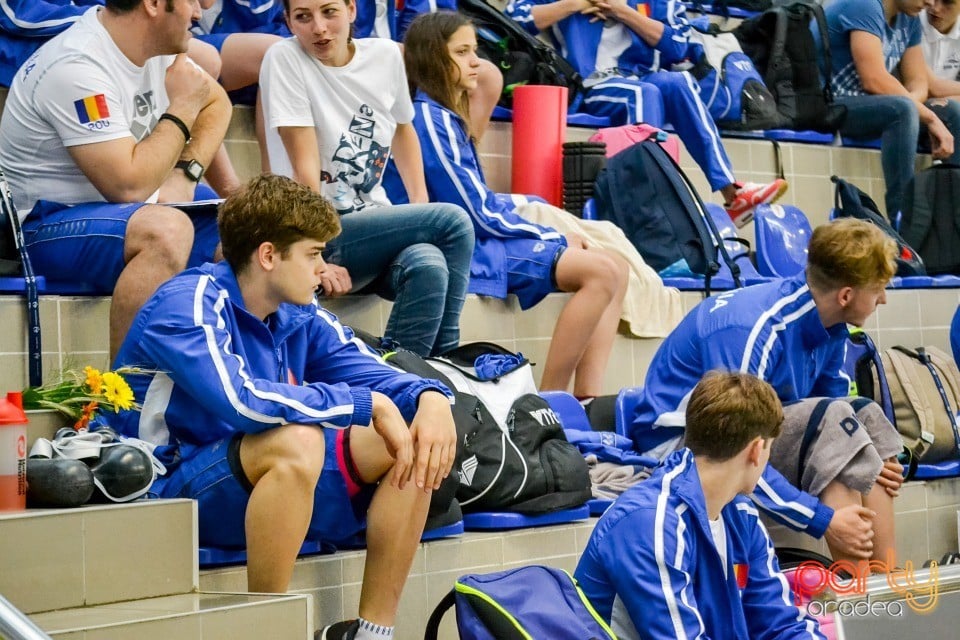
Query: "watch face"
179 160 203 182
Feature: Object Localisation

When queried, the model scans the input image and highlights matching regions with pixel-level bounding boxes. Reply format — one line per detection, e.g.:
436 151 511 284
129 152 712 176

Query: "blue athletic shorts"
22 199 219 293
152 428 372 548
505 238 565 310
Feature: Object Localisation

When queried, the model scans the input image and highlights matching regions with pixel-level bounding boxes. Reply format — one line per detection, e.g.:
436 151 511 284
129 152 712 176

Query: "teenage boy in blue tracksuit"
107 175 456 640
576 371 825 639
628 218 905 564
504 0 787 227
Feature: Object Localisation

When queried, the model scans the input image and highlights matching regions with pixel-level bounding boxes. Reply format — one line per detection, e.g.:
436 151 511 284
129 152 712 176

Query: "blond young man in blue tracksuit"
107 175 456 640
576 372 825 639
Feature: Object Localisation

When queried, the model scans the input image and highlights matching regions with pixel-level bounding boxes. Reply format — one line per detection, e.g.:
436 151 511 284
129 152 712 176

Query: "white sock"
354 618 393 640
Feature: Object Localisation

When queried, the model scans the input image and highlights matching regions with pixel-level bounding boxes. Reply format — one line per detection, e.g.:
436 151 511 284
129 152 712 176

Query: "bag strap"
796 398 833 487
0 170 41 386
886 347 940 454
897 346 960 455
423 589 456 640
807 2 835 102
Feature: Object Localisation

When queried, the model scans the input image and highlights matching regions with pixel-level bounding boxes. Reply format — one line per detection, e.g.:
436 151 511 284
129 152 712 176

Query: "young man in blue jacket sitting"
576 371 826 639
108 174 457 640
628 218 904 565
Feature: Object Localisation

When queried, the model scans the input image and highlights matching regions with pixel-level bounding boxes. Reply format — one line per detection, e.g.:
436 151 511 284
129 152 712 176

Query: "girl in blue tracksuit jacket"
397 10 629 398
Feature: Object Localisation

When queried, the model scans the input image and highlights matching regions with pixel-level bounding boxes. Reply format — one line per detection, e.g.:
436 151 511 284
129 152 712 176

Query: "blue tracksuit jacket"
107 260 450 469
505 0 691 79
193 0 289 37
504 0 736 190
0 0 101 86
629 274 849 537
384 92 566 300
575 449 825 640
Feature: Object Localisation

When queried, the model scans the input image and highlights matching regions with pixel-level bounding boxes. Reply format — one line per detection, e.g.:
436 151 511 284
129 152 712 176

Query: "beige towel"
517 201 684 338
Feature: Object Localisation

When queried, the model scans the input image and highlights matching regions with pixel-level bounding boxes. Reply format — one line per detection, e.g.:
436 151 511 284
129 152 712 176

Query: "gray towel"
771 397 903 496
585 454 651 499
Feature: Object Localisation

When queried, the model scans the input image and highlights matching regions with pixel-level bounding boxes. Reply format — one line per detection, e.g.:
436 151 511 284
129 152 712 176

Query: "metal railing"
0 595 52 640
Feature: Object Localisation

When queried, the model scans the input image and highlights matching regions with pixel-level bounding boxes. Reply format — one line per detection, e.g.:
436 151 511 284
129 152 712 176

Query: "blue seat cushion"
462 505 590 530
913 460 960 480
587 498 613 516
198 539 335 569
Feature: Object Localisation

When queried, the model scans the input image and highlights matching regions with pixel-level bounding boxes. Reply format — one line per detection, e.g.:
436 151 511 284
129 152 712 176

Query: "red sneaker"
724 179 789 228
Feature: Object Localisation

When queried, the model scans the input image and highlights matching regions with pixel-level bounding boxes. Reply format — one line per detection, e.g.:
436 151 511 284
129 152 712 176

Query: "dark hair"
404 11 474 137
218 174 341 274
105 0 145 11
684 371 783 461
806 218 896 292
282 0 355 45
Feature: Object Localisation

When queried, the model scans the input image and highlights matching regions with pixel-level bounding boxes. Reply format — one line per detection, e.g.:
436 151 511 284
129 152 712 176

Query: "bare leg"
820 481 874 565
350 425 431 625
539 247 622 393
111 205 194 358
240 425 326 593
863 482 896 564
572 254 628 397
468 59 503 141
219 33 281 175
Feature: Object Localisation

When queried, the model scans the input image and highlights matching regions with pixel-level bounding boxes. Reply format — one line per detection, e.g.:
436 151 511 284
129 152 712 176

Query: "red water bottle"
0 391 28 510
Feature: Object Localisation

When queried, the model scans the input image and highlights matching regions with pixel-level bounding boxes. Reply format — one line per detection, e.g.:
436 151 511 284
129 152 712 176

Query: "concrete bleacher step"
0 500 197 615
200 520 599 640
29 591 312 640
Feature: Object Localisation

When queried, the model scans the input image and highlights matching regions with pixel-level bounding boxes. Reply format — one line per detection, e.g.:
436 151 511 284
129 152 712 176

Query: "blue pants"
324 203 475 357
581 71 736 191
838 94 960 217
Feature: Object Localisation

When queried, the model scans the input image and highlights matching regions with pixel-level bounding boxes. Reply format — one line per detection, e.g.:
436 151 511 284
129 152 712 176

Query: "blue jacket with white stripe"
106 260 450 469
384 92 566 300
0 0 101 86
575 448 825 640
629 274 848 537
505 0 693 80
193 0 289 37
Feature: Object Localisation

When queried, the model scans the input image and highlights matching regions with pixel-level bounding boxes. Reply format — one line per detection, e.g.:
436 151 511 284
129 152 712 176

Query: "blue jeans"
323 203 474 357
838 94 960 217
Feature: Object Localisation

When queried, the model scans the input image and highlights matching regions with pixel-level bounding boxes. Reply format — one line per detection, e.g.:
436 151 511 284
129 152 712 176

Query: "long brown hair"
404 11 475 138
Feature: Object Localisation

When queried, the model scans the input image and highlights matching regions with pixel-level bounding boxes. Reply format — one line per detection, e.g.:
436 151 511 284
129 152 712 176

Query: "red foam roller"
511 85 567 206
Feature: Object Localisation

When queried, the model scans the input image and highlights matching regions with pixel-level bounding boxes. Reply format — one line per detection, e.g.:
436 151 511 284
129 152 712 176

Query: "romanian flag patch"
733 563 749 589
74 94 109 124
636 3 650 17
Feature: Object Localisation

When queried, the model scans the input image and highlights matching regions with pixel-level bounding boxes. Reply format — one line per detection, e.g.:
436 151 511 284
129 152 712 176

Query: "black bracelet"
159 113 191 143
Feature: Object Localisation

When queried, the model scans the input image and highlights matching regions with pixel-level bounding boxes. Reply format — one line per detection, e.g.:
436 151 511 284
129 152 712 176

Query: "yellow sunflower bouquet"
22 366 145 430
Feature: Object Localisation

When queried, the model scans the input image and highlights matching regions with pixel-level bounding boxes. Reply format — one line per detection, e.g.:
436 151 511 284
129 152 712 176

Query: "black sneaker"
315 620 359 640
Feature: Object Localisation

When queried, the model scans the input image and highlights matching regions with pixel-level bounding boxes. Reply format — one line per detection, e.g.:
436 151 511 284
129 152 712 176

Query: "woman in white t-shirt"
260 0 474 357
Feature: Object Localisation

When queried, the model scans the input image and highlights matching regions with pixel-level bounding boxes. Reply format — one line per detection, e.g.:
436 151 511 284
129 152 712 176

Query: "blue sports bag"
423 565 617 639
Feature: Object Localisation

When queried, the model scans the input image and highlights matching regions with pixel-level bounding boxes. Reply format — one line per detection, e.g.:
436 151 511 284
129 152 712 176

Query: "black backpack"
900 163 960 275
593 139 742 294
457 0 584 109
734 1 846 132
384 343 593 514
831 175 926 277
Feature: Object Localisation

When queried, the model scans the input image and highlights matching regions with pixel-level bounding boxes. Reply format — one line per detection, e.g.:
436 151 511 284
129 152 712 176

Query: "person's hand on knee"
825 503 876 560
409 391 457 491
877 457 904 498
371 392 414 488
928 116 955 159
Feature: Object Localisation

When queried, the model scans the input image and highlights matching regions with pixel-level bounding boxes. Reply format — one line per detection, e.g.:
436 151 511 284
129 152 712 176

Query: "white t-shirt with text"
260 37 414 215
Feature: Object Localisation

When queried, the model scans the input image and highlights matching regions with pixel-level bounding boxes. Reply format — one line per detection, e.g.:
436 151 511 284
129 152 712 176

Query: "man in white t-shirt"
922 0 960 98
0 0 233 357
